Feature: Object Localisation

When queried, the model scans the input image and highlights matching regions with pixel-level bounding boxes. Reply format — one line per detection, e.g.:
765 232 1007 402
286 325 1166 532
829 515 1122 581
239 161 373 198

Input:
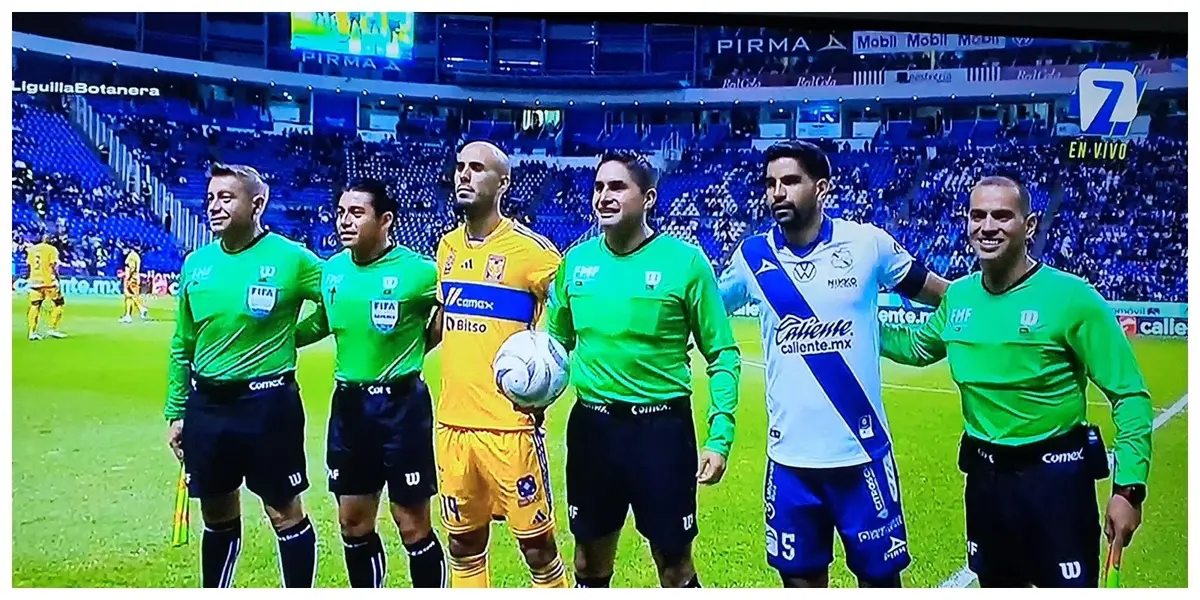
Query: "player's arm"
165 268 198 422
717 246 752 315
880 297 950 367
426 239 450 352
545 261 577 352
875 226 948 307
1066 285 1153 492
685 251 742 462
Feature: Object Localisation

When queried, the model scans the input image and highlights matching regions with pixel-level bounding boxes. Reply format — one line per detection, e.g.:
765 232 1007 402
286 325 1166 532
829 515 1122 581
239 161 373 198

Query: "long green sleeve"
685 254 741 458
1065 286 1154 488
165 273 196 421
880 299 949 367
546 262 576 351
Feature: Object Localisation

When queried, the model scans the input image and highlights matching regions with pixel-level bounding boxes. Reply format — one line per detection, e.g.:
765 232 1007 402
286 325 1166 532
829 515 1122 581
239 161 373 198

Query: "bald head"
460 141 511 178
454 141 512 211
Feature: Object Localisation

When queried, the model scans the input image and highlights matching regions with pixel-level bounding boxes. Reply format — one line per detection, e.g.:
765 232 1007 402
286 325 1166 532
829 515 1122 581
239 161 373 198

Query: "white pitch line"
938 393 1189 588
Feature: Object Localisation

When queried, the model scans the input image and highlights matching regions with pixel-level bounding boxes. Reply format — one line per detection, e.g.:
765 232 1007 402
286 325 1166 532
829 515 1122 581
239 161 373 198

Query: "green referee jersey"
295 244 438 384
881 263 1154 488
546 233 742 457
165 232 323 420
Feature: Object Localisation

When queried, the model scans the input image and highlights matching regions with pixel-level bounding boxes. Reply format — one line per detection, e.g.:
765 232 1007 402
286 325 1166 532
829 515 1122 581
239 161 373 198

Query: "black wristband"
1113 483 1147 508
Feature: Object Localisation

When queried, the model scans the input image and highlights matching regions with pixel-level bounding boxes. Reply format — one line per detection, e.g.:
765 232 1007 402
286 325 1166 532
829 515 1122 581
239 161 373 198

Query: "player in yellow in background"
120 242 149 323
427 141 569 588
26 232 66 340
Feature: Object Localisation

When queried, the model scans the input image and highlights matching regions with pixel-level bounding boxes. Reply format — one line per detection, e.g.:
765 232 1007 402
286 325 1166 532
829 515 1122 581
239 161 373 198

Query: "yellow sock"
49 304 64 330
530 554 570 588
27 303 41 335
134 297 145 314
448 551 490 588
123 298 132 317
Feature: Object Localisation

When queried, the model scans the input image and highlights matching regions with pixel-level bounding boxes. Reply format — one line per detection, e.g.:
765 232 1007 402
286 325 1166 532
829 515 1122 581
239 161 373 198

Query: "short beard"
775 202 818 231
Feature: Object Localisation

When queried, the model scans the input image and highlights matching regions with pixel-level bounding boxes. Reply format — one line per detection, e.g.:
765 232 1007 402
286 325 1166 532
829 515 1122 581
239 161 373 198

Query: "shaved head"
454 140 512 214
460 140 511 179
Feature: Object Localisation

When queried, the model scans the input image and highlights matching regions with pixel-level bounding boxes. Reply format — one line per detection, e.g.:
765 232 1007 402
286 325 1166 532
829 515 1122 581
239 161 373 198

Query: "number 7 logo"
1076 64 1145 137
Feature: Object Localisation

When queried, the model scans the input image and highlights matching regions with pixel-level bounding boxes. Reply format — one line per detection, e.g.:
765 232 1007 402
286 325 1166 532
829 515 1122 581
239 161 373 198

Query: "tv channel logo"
1072 63 1146 137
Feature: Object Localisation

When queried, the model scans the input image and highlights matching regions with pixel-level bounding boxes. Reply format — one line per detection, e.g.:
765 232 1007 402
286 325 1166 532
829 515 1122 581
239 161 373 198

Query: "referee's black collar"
352 243 396 267
604 230 659 257
982 260 1043 295
220 229 269 255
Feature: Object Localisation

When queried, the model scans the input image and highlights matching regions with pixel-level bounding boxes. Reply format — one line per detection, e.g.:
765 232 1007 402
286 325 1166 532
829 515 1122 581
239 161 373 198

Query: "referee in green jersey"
880 176 1152 588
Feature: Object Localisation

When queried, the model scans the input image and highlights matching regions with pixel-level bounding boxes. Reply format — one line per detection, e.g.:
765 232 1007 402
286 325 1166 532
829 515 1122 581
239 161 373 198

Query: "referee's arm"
1066 286 1154 490
687 253 741 460
295 303 331 349
880 296 949 368
544 262 576 352
165 279 197 422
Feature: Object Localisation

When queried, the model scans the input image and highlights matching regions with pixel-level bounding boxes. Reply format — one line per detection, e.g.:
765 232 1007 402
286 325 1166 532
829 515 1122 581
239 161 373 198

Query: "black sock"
276 516 317 588
404 532 447 588
576 574 613 588
343 531 386 588
201 517 242 588
684 574 702 588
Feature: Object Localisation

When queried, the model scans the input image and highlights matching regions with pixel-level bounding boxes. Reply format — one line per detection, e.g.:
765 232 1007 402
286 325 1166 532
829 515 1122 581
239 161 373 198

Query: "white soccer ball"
492 330 570 410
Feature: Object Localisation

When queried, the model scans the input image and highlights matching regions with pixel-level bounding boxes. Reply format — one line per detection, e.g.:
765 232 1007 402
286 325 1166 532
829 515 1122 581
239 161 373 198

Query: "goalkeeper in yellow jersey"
120 241 149 323
25 232 66 340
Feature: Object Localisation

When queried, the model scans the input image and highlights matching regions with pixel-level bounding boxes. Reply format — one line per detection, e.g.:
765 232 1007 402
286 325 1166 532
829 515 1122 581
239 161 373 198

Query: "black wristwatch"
1113 483 1147 508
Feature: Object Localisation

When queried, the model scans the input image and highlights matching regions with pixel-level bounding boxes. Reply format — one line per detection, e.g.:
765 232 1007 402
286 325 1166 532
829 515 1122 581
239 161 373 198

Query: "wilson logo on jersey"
774 315 853 355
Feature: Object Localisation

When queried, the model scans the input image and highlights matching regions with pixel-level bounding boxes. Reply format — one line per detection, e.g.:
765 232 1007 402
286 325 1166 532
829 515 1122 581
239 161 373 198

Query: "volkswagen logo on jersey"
371 299 400 332
774 314 854 355
793 261 817 282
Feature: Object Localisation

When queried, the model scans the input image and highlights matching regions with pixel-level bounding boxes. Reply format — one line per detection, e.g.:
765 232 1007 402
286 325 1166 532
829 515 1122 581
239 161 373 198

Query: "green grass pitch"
11 297 1189 587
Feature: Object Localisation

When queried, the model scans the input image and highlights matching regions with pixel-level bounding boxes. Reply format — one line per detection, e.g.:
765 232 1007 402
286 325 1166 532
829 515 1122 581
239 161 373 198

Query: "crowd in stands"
11 94 1188 304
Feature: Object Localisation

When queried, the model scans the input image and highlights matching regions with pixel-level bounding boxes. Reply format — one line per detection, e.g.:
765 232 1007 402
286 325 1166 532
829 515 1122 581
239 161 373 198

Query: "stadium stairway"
898 152 931 220
1032 177 1068 259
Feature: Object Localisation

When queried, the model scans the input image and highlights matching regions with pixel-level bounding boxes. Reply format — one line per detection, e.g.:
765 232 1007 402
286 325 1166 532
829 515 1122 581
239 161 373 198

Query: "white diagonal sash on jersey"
742 235 890 459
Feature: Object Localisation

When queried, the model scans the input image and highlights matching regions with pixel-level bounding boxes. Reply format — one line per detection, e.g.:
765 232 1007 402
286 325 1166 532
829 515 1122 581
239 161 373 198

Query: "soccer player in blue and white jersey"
719 141 948 588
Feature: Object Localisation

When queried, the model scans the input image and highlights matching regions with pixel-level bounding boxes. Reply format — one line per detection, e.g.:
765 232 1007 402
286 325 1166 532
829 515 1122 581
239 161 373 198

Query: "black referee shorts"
565 398 699 556
960 425 1110 588
326 375 437 506
182 371 309 510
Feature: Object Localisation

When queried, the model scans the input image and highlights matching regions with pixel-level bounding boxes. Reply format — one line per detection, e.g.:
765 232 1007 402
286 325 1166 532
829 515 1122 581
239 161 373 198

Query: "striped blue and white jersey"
720 216 920 468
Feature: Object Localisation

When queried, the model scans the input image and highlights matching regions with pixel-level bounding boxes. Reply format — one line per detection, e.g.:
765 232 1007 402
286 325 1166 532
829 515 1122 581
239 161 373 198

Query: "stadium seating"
11 93 1187 303
12 96 182 276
